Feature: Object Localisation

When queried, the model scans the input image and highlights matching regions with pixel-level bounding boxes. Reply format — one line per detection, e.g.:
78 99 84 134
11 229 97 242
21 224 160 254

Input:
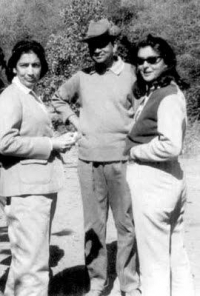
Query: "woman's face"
137 46 167 83
13 51 42 89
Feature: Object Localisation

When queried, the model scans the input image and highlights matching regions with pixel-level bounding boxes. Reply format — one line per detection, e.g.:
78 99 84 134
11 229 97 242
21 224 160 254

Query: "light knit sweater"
52 58 137 161
0 77 64 196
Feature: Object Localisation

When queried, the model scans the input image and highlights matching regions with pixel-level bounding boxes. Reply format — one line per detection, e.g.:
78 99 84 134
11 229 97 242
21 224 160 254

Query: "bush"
42 0 135 131
1 0 200 126
0 0 68 57
183 120 200 157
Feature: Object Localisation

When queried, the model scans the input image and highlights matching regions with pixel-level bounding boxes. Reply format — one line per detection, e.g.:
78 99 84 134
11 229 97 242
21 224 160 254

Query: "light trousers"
78 159 139 292
127 161 194 296
4 193 57 296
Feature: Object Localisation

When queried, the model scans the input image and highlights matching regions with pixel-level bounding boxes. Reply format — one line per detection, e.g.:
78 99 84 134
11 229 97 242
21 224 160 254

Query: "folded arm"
130 94 187 162
51 73 80 130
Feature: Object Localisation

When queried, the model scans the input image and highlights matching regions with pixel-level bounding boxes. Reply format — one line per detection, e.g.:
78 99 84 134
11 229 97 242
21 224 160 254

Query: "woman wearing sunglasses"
125 34 194 296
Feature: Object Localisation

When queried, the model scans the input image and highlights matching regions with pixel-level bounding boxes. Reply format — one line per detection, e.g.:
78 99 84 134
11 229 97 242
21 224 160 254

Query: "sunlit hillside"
0 0 199 128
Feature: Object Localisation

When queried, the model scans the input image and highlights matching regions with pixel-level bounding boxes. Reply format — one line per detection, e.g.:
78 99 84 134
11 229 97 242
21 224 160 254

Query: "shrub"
1 0 200 127
42 0 134 131
183 120 200 157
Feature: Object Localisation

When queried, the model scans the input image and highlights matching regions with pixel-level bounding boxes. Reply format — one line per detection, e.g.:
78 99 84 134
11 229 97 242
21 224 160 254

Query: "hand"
72 131 81 143
129 147 136 160
51 132 76 153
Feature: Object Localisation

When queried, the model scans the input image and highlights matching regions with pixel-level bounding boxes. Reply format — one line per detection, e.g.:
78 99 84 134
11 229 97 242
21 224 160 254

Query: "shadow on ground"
0 239 117 296
49 265 90 296
49 241 117 296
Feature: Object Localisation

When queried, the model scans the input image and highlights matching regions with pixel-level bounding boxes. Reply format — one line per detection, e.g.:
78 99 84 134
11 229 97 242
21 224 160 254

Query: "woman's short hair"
6 39 48 82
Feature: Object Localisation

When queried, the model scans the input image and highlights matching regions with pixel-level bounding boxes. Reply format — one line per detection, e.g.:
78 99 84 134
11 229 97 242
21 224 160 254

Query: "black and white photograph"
0 1 199 295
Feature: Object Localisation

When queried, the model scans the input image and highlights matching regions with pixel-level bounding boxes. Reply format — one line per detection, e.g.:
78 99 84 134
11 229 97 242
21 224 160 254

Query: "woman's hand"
51 132 77 153
72 131 81 143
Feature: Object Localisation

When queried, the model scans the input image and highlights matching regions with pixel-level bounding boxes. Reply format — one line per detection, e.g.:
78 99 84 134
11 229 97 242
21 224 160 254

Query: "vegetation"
0 0 200 148
183 121 200 157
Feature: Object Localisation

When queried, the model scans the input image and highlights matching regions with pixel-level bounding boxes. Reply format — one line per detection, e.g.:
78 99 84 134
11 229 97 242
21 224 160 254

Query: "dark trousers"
78 159 139 292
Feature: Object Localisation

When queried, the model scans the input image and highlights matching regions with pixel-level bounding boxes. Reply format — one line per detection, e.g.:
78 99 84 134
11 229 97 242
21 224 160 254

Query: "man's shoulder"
120 62 136 83
123 62 136 74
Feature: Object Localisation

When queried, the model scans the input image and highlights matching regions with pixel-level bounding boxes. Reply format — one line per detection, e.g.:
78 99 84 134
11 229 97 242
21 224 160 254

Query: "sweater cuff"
62 110 76 125
48 138 53 152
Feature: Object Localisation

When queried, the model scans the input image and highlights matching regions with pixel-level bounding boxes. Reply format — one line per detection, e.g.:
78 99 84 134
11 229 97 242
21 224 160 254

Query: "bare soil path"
0 148 200 295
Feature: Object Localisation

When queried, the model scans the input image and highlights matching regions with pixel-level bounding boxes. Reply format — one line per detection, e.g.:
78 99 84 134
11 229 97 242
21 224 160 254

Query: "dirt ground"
0 147 200 295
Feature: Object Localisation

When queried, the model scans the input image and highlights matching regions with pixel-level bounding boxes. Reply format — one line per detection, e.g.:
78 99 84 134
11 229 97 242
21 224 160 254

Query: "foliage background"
0 0 200 151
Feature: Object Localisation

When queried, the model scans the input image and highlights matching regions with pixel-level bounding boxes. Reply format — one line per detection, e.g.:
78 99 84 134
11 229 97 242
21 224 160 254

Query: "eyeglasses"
137 56 162 65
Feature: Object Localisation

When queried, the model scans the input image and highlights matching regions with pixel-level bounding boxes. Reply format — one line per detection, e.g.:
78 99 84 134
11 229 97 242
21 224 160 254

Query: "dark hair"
132 34 189 99
6 39 48 82
0 47 6 69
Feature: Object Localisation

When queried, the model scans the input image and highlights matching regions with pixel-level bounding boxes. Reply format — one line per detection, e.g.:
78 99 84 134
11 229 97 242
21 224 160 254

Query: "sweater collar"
109 56 124 75
12 76 40 99
12 76 32 94
12 76 44 106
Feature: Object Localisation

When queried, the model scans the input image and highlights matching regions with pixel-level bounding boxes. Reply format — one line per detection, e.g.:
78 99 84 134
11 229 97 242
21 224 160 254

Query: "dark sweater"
124 84 178 155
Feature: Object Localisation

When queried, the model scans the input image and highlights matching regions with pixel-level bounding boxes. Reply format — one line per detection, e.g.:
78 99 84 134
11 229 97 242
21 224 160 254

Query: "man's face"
88 36 115 67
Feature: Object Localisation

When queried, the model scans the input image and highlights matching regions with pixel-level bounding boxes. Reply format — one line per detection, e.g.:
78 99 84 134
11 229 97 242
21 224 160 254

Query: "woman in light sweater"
125 34 194 296
0 39 76 296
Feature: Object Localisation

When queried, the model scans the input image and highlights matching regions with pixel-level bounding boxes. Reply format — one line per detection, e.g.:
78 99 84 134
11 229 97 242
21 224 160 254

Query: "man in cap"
52 19 140 296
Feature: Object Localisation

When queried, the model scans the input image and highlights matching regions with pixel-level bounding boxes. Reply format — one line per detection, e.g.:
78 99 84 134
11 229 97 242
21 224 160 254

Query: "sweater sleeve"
0 93 52 160
130 93 186 162
51 72 80 124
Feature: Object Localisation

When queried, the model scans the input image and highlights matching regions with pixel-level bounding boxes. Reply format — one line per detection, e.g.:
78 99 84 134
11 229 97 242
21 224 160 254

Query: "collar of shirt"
12 76 43 104
146 84 160 96
135 83 164 122
13 76 34 95
134 95 148 122
109 56 124 75
90 56 124 76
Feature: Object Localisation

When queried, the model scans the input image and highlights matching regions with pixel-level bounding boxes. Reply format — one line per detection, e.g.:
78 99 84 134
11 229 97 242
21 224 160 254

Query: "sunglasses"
137 56 161 65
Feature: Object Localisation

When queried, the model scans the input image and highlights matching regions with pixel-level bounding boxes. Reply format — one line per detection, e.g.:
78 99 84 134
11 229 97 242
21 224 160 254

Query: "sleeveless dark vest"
124 84 178 155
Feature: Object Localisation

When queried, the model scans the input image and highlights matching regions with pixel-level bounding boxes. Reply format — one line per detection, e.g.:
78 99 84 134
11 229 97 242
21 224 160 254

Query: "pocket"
19 159 52 184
